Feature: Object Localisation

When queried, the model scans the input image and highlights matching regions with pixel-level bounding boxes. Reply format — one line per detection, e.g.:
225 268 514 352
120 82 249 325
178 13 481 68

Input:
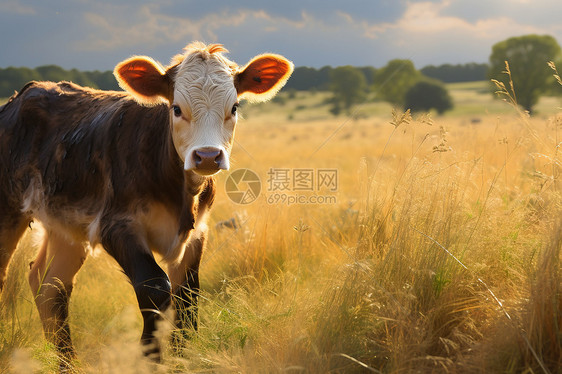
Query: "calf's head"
114 43 293 176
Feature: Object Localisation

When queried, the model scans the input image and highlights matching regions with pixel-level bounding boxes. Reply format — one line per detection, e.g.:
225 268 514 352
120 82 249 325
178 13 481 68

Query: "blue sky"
1 0 561 71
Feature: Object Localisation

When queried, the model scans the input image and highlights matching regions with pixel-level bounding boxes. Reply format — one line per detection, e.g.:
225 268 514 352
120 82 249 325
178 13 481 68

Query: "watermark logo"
267 168 338 192
226 168 338 206
225 168 261 205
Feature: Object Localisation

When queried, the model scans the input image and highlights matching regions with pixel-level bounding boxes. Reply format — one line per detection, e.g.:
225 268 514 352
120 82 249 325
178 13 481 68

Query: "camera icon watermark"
225 168 338 205
225 168 262 205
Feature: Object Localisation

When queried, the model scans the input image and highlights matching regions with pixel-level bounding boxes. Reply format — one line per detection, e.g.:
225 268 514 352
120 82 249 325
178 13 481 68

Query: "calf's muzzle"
190 147 228 175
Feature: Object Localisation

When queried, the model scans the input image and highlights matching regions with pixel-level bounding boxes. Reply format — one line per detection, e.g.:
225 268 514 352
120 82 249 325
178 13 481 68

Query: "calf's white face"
114 43 293 176
170 52 238 175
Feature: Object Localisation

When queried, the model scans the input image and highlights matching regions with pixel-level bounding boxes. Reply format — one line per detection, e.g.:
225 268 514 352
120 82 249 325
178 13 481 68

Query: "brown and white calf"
0 42 292 363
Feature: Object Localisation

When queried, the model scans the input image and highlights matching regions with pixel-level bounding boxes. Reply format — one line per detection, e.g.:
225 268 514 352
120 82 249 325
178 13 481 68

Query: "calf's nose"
192 147 227 174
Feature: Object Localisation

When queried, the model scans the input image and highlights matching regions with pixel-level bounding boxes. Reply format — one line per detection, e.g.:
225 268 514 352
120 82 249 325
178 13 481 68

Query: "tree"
421 63 488 83
489 34 561 113
36 65 69 82
0 67 41 96
357 66 377 86
404 80 453 114
373 59 421 107
329 65 367 114
0 65 124 97
84 70 120 91
285 66 333 91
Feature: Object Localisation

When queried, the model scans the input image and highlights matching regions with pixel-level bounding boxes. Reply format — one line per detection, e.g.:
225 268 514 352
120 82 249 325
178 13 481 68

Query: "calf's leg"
28 230 87 368
0 210 29 292
100 221 171 361
168 228 206 336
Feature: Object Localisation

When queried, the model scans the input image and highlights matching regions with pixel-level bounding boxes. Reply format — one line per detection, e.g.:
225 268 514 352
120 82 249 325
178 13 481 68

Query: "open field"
1 83 561 373
240 81 561 122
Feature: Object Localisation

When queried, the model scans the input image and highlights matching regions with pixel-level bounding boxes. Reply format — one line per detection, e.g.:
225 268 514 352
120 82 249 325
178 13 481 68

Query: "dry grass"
1 78 562 373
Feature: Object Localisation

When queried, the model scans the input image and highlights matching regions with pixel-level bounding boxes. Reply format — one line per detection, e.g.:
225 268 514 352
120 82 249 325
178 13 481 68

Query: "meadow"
1 80 561 373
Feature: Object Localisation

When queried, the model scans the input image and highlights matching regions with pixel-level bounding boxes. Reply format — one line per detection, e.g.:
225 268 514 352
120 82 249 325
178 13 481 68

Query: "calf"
0 42 292 364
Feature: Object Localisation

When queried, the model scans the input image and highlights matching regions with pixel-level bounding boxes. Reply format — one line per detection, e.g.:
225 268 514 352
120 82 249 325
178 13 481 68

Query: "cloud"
0 1 36 15
71 1 408 54
75 5 290 52
71 5 327 67
1 0 561 70
340 0 562 66
441 0 562 25
393 1 545 39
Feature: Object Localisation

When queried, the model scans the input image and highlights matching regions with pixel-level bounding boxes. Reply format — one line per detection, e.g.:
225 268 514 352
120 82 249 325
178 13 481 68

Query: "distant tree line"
327 59 453 115
284 62 488 92
420 63 488 83
0 61 490 98
293 34 562 115
0 65 119 97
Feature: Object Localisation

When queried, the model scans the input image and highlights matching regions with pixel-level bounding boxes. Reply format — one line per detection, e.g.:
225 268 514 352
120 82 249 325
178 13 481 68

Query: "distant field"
1 80 561 372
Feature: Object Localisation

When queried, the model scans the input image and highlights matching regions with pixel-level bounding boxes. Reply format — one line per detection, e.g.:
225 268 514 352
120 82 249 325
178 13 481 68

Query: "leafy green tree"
404 80 453 114
285 66 333 91
84 70 120 91
421 63 488 83
489 34 562 113
329 65 367 114
373 59 421 107
0 65 124 97
357 66 377 86
36 65 69 82
69 68 97 88
0 67 41 96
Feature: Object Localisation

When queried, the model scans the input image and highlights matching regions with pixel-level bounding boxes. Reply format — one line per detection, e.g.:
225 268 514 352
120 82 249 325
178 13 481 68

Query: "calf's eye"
231 103 239 116
172 105 182 117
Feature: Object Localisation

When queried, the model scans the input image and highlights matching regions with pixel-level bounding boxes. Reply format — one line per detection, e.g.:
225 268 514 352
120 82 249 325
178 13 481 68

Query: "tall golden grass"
1 66 561 373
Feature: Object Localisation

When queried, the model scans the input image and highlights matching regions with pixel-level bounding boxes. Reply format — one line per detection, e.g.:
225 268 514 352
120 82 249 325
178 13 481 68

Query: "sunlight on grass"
1 67 561 373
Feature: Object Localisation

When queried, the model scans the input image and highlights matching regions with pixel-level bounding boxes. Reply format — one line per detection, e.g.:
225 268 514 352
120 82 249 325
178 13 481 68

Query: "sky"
0 0 561 71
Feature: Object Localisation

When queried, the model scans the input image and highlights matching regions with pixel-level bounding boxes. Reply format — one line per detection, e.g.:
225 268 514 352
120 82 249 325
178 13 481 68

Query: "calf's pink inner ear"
235 54 294 101
114 57 171 105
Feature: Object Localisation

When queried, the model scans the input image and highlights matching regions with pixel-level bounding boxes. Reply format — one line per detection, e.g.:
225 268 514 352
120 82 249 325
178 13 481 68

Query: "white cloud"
342 0 562 66
394 1 545 39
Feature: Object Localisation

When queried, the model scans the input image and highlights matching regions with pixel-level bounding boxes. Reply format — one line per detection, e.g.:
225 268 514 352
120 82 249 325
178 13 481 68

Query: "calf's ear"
114 56 172 106
235 54 294 102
